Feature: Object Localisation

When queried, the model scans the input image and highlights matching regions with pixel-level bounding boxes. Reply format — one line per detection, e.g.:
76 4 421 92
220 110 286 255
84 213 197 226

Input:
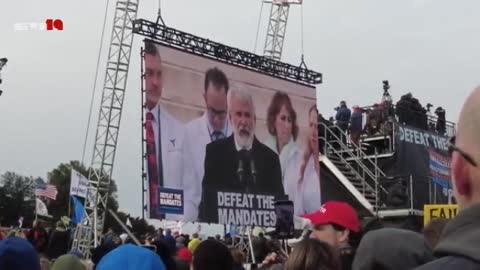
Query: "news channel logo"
14 19 63 32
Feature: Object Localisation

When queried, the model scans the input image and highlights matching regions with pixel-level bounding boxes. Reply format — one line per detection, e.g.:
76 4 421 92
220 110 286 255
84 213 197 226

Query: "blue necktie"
212 131 225 141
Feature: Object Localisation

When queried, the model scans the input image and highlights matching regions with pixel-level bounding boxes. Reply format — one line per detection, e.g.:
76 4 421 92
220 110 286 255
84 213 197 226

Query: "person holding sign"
198 87 284 224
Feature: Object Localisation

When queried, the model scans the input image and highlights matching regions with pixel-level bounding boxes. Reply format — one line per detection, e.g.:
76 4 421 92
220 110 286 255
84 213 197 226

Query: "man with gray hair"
198 87 284 223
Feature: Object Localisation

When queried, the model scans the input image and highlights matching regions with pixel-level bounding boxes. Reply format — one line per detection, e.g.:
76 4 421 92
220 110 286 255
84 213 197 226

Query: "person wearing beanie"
52 254 86 270
353 228 434 270
96 244 166 270
0 236 41 270
302 201 361 270
193 239 233 270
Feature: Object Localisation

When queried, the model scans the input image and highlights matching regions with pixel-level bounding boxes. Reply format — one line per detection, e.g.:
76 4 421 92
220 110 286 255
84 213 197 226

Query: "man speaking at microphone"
198 87 284 223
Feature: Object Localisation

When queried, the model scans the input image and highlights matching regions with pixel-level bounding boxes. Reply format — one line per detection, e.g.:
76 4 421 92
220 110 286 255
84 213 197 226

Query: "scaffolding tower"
263 0 303 61
71 0 139 257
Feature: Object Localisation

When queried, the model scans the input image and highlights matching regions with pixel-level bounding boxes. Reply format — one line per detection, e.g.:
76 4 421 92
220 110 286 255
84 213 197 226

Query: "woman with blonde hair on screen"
293 105 321 215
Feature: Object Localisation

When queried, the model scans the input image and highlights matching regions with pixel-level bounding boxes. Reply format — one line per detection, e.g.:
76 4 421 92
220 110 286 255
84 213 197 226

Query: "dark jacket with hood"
353 228 434 270
415 204 480 270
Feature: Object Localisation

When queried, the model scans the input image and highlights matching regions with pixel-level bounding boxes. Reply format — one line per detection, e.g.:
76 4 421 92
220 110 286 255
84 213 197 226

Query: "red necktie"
146 112 159 215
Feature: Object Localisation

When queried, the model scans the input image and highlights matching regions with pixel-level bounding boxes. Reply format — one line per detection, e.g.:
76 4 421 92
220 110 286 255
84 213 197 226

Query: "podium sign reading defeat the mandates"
216 191 277 227
158 188 184 215
423 204 458 225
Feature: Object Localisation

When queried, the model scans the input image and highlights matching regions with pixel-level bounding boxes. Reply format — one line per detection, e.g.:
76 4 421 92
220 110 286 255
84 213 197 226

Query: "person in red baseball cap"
302 201 361 270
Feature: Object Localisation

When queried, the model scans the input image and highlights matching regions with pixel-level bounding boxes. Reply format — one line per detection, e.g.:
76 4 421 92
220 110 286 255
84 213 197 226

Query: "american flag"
35 178 58 200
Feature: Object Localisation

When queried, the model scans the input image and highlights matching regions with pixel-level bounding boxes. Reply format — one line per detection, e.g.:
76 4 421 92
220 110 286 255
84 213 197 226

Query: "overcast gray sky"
1 0 479 217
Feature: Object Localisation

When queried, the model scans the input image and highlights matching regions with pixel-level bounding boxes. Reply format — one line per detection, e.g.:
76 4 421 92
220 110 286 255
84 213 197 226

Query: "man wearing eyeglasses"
182 67 232 221
416 87 480 270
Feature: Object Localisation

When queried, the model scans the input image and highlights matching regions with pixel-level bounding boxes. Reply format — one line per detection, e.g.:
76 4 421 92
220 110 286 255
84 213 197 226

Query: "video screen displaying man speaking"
142 42 319 224
197 87 284 224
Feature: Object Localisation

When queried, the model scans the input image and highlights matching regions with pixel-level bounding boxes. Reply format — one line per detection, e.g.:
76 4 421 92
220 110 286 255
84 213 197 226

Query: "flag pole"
35 196 38 222
34 177 38 222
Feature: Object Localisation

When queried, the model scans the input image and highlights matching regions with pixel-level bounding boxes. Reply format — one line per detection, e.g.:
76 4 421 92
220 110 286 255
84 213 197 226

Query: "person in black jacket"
415 87 480 270
198 87 284 224
47 221 70 260
335 101 351 144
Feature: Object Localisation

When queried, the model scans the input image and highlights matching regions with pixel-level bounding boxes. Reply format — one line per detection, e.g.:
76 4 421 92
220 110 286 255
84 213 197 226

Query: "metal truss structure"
71 0 139 257
132 19 322 85
263 1 291 61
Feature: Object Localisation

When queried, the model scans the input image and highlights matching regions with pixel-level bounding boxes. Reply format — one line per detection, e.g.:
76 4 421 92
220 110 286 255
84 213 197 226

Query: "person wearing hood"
415 86 480 270
52 254 85 270
96 244 166 270
353 228 434 270
0 236 41 270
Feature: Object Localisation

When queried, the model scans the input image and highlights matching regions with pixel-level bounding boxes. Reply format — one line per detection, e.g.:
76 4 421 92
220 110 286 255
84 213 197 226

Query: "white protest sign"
70 169 89 198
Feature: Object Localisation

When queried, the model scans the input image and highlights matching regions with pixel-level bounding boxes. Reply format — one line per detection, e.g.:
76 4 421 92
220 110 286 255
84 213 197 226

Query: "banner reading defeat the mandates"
396 124 452 208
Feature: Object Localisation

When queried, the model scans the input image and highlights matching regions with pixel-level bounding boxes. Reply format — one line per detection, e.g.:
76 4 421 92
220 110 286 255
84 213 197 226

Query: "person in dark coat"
435 107 446 135
47 221 70 260
164 229 176 254
26 220 49 254
415 87 480 270
395 93 411 125
198 87 284 224
350 106 363 146
335 101 351 143
353 228 434 270
335 101 351 131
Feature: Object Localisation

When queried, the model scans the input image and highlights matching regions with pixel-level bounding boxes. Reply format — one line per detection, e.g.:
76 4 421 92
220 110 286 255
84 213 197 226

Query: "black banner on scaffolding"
395 124 452 208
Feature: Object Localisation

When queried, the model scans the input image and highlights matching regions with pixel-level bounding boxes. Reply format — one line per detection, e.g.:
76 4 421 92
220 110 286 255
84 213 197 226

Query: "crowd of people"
2 87 480 270
0 199 465 270
320 83 450 151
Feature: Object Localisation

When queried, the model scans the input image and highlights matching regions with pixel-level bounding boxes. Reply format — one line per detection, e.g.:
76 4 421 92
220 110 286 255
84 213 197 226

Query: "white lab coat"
148 104 185 221
267 134 321 215
290 155 321 215
182 113 232 221
264 136 301 189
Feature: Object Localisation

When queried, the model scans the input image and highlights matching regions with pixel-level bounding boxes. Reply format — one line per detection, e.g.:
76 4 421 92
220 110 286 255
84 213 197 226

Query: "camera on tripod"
383 80 390 92
426 103 434 113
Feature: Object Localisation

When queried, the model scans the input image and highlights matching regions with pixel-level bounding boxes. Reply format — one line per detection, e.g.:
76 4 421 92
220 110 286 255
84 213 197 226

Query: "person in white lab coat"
182 67 232 221
144 41 185 221
264 92 302 202
295 105 322 215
